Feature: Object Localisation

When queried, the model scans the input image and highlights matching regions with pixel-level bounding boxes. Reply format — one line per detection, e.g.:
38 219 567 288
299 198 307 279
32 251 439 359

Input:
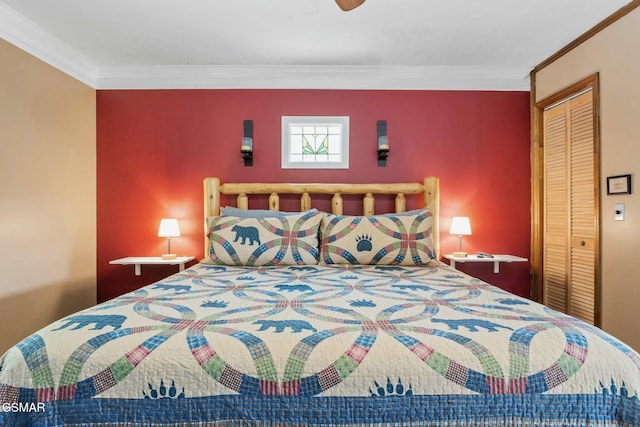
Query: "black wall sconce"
377 120 389 166
241 119 253 167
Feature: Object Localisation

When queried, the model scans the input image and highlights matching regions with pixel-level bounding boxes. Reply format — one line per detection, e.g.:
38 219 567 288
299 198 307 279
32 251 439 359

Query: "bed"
1 176 639 427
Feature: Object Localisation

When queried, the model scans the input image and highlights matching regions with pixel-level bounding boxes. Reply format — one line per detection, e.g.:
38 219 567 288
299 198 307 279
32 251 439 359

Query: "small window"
282 116 349 169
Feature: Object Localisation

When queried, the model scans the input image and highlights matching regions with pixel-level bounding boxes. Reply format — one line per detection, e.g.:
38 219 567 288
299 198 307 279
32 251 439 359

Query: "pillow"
382 208 427 217
220 206 303 218
319 210 436 265
204 210 323 266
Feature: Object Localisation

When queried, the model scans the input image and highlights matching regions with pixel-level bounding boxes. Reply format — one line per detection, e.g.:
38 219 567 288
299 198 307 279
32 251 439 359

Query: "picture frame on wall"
606 174 632 195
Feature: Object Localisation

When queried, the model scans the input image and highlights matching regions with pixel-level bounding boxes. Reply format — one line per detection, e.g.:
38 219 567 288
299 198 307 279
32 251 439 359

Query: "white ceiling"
0 0 631 90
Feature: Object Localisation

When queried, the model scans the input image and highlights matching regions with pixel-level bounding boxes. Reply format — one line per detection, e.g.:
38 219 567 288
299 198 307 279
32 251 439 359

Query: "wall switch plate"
615 203 625 221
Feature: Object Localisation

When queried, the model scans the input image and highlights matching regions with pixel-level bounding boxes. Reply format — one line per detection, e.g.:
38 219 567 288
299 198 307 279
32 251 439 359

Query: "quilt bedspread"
1 262 639 426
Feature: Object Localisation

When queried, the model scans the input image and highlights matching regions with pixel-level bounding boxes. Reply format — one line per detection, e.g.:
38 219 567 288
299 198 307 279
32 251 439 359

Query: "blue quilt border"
2 393 639 427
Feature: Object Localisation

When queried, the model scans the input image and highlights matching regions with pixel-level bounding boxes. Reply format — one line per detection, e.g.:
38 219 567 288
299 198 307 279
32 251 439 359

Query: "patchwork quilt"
1 263 639 426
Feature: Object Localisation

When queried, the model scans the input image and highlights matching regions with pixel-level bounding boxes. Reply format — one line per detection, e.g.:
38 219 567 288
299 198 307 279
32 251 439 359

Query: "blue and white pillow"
319 210 436 265
204 210 323 266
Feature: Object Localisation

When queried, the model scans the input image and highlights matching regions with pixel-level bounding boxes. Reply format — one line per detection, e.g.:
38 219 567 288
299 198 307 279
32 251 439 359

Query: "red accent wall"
97 89 531 302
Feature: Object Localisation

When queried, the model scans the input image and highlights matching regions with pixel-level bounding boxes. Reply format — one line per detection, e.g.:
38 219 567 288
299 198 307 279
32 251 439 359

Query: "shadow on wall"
0 278 95 355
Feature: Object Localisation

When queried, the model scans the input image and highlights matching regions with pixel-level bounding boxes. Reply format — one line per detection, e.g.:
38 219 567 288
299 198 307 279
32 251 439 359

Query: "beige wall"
535 8 640 351
0 39 96 354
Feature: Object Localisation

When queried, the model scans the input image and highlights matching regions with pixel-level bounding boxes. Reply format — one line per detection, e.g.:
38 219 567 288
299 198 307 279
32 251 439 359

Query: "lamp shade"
158 218 180 238
449 216 471 235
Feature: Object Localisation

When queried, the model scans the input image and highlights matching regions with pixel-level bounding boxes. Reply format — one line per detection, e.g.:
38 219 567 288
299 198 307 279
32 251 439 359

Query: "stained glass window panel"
282 116 349 169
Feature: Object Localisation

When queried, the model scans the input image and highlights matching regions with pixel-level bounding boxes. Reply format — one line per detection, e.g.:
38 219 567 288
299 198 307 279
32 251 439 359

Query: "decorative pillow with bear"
204 210 323 266
319 210 436 265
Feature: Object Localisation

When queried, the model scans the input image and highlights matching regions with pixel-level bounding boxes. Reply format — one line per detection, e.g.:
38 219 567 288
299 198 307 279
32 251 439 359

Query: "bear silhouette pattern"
53 314 126 331
253 319 317 334
391 284 435 292
275 284 314 292
232 225 261 245
374 265 404 271
348 299 377 308
496 298 529 306
431 318 513 333
152 284 191 293
288 266 318 272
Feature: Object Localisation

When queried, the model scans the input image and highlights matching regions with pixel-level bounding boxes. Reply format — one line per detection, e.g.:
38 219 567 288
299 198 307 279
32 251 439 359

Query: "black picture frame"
606 174 632 195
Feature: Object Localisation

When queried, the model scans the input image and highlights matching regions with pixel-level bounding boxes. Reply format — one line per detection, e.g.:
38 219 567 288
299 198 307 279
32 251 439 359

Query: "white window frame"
281 116 349 169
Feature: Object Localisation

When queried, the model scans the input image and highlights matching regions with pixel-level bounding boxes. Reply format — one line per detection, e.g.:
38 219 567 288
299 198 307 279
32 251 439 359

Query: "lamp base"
452 251 468 258
161 254 177 260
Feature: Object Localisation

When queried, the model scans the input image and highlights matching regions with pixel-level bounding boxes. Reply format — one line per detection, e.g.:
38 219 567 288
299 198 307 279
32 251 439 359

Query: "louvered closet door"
568 92 597 323
543 102 569 314
543 90 599 325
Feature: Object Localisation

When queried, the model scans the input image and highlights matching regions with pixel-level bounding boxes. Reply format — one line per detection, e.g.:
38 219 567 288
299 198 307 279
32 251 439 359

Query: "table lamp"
449 216 471 257
158 218 180 260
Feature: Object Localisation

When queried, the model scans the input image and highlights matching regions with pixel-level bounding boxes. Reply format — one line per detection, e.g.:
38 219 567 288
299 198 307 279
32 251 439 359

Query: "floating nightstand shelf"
444 254 528 273
109 256 195 276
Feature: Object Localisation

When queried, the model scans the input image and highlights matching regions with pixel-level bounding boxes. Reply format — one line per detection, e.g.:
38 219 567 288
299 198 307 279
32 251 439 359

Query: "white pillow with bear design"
204 210 323 266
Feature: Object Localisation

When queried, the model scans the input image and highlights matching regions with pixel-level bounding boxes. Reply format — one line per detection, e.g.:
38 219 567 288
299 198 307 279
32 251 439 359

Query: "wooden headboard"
203 176 440 257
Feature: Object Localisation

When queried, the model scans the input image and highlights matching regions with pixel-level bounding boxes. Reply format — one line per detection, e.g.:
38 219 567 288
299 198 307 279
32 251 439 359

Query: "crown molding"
1 2 529 91
0 2 98 87
96 64 530 91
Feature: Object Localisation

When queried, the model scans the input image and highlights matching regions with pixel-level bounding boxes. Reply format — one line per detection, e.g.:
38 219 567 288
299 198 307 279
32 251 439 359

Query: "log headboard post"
203 176 440 259
423 176 440 258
